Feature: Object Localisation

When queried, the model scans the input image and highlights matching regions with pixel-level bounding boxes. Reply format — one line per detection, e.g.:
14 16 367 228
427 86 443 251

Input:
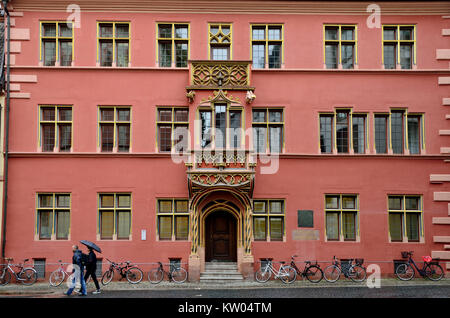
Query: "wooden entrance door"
205 211 237 262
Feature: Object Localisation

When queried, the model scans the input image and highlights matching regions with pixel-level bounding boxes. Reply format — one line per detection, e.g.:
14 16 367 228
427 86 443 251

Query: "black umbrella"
80 240 102 253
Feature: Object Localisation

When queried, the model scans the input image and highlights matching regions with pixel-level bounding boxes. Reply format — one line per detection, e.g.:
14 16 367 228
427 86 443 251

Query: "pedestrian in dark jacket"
84 247 101 294
64 245 87 296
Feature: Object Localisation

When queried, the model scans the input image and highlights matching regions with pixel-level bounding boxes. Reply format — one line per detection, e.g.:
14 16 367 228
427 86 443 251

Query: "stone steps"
200 262 244 283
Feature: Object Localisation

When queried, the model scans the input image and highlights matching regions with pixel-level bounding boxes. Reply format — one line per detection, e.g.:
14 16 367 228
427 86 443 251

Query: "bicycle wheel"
0 268 11 286
279 266 297 284
349 265 366 283
171 268 188 283
18 268 38 285
126 267 143 284
255 266 271 283
148 268 164 284
424 263 444 281
305 265 323 283
101 270 114 285
323 265 341 283
49 270 65 287
395 263 414 281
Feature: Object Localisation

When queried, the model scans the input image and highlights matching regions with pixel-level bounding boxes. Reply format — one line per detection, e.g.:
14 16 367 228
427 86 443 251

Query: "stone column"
188 205 201 282
241 205 254 280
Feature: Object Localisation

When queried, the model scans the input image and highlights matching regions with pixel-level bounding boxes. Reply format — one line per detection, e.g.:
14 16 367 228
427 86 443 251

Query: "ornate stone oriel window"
208 23 232 60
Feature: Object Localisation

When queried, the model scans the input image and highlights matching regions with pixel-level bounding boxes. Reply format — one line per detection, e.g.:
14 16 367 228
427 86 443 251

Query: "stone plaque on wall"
292 229 320 241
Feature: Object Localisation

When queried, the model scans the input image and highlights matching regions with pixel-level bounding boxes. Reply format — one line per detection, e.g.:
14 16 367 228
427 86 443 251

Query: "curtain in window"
269 217 283 241
175 216 189 240
352 116 365 153
42 124 55 152
56 211 70 239
407 117 420 154
325 44 338 69
406 213 419 242
59 41 72 66
375 116 388 153
269 126 282 153
400 44 412 69
391 112 404 154
159 216 172 240
101 211 114 239
253 127 266 153
116 42 129 67
389 213 403 241
117 124 130 152
326 212 339 240
342 212 356 240
39 211 52 239
43 41 56 66
101 124 114 152
117 211 131 239
320 116 333 153
59 124 72 151
383 44 396 69
253 217 266 240
100 41 113 66
215 105 227 148
341 44 354 69
229 111 241 149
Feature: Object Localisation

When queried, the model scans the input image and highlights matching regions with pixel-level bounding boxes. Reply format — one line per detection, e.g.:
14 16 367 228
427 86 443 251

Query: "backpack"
81 253 89 266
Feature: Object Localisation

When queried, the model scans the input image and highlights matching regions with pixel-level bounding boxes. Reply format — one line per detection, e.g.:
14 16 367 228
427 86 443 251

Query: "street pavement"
0 277 449 298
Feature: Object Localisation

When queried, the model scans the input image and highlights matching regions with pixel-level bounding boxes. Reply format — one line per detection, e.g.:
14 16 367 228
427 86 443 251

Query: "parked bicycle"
148 262 188 284
395 251 444 281
323 256 367 283
101 259 143 285
255 259 296 284
49 260 71 287
289 255 323 283
0 258 38 286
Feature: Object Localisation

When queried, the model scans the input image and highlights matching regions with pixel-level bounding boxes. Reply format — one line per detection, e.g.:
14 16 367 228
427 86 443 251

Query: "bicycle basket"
355 258 364 266
401 251 409 258
422 256 432 264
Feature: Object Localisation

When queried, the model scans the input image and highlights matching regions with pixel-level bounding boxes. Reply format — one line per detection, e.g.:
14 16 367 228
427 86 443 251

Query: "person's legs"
80 270 87 296
91 271 100 291
65 275 76 295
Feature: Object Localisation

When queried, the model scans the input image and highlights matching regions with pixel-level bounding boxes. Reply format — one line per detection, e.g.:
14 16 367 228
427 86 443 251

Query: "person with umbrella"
80 240 101 294
64 245 87 296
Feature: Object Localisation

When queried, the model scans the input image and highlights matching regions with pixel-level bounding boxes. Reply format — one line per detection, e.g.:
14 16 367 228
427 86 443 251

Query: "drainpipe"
1 0 10 259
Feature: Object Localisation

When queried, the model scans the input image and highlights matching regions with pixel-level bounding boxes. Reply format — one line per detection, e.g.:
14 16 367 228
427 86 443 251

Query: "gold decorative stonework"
188 60 253 91
186 90 196 103
200 89 241 104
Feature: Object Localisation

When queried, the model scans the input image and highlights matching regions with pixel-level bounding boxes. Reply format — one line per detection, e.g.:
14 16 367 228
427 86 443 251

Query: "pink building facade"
1 0 450 281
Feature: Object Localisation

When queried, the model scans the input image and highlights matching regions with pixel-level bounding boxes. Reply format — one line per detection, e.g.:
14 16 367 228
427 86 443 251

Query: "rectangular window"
324 25 357 69
156 107 189 152
325 194 358 241
251 24 283 69
391 111 404 154
352 115 366 154
253 199 285 241
382 25 416 69
388 195 422 242
36 193 71 240
252 108 284 153
40 22 73 66
199 105 243 149
156 199 189 241
98 22 130 67
39 106 72 152
99 193 131 240
209 24 232 60
407 115 422 155
98 106 131 152
157 23 189 67
375 114 389 154
320 111 367 154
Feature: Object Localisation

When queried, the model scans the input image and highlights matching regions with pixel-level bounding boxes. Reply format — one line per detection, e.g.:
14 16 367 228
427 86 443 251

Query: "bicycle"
254 259 297 284
289 255 323 283
101 259 143 285
49 260 72 287
49 260 93 287
323 256 367 283
395 251 444 281
148 262 188 284
0 258 38 286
